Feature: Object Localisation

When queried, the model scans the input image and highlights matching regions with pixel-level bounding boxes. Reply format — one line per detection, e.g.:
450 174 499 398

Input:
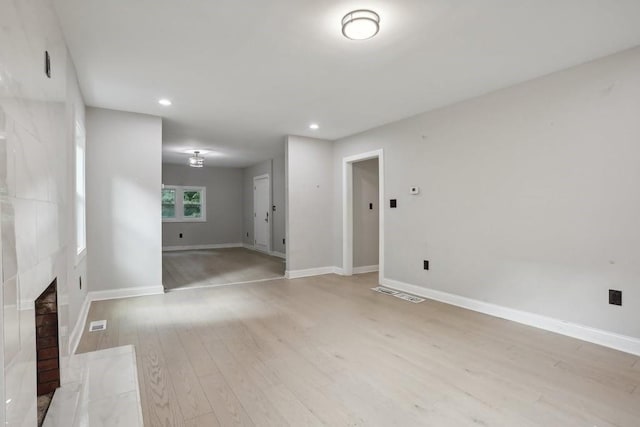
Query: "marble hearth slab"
43 345 143 427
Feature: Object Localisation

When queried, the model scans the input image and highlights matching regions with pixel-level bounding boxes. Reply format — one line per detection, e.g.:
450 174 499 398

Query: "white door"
253 175 270 252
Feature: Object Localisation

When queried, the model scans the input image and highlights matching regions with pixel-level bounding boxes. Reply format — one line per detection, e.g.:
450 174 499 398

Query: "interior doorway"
253 174 271 253
342 149 384 279
160 160 286 292
352 158 380 273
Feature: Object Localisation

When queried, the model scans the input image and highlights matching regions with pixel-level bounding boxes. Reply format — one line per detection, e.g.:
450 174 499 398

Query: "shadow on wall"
110 176 160 287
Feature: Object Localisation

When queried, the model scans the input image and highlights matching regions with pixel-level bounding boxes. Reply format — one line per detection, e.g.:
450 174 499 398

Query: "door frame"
253 173 271 253
342 149 384 278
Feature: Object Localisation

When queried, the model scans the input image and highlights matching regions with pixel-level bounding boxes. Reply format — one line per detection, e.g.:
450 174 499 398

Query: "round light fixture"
309 123 319 130
342 9 380 40
189 151 204 168
158 98 172 106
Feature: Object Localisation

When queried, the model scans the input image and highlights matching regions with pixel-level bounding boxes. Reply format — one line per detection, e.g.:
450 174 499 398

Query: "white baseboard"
89 285 165 302
353 265 379 274
286 266 340 279
163 243 242 251
381 277 640 357
69 293 91 355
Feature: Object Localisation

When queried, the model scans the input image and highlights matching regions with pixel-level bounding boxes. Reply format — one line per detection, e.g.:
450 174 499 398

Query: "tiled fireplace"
35 280 60 396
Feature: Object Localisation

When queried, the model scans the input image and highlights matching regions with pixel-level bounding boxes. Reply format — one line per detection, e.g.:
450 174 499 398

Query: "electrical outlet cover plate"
609 289 622 306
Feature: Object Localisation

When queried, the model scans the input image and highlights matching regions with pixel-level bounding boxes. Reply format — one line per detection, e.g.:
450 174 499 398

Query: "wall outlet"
423 260 429 270
179 233 183 238
369 203 373 210
609 289 622 306
283 238 286 245
390 199 397 208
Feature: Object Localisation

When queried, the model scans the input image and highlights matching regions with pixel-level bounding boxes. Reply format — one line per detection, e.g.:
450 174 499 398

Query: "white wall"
272 154 286 254
86 108 162 293
162 164 243 247
0 219 4 427
332 47 640 339
353 159 379 268
286 136 334 272
0 0 87 423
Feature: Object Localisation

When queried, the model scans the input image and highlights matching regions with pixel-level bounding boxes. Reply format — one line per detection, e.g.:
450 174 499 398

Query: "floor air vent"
393 293 425 303
371 286 398 296
89 320 107 332
371 287 425 303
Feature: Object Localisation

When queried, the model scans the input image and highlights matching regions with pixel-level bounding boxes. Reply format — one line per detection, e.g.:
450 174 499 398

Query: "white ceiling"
54 0 640 168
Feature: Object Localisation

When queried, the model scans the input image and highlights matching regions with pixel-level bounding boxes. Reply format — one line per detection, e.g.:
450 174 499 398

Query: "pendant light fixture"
342 9 380 40
189 151 204 168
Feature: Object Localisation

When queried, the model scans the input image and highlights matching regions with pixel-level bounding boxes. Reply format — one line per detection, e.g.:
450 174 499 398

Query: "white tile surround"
43 346 143 427
1 0 88 425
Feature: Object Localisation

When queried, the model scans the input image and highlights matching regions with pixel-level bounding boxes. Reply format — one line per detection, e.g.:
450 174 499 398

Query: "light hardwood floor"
162 248 285 290
76 273 640 426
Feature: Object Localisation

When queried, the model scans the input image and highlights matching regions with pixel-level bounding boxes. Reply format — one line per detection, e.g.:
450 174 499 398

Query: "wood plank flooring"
76 273 640 426
162 248 285 290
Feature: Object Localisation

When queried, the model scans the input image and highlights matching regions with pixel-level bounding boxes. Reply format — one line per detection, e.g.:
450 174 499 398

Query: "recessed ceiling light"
309 123 319 130
342 9 380 40
158 98 172 106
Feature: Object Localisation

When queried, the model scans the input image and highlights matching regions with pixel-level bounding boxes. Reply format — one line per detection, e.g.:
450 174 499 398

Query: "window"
75 120 86 257
162 185 206 222
162 188 176 219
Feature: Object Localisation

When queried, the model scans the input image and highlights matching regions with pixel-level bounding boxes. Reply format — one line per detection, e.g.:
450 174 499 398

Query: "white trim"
285 266 340 279
342 149 384 278
381 277 640 357
162 243 242 251
75 247 87 267
69 293 91 355
75 120 87 260
89 285 164 303
353 264 379 274
253 173 272 253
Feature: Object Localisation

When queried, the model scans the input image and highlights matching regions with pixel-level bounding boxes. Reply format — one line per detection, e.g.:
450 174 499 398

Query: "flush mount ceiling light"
189 151 204 168
309 123 319 130
158 98 172 106
342 9 380 40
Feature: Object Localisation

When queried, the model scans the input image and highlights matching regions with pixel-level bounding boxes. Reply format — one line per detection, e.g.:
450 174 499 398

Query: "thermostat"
410 186 420 195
